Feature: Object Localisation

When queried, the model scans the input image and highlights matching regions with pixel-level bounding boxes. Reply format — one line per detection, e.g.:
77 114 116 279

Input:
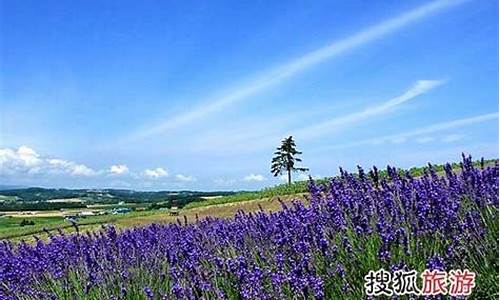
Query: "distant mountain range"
0 186 236 203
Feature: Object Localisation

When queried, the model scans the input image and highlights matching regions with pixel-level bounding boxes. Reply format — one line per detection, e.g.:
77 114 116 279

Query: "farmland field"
0 156 497 299
1 159 490 242
0 194 306 242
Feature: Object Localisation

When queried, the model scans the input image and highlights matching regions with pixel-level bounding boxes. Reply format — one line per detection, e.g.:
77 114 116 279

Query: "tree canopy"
271 136 308 184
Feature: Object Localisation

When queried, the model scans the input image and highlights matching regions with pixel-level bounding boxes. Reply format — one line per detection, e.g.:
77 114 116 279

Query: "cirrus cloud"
124 0 464 142
441 134 464 143
415 136 435 144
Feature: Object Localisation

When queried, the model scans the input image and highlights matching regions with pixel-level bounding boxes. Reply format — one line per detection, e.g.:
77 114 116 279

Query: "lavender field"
0 155 498 299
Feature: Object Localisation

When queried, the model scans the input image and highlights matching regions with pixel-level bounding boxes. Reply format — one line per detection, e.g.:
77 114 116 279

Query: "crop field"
0 156 497 299
0 194 305 243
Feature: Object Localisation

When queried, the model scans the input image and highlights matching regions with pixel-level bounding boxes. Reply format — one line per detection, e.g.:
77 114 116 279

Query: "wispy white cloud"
183 79 444 154
175 174 197 182
292 80 444 140
126 0 465 141
416 136 435 144
243 174 266 182
315 112 498 151
441 134 464 143
385 113 498 142
390 136 408 144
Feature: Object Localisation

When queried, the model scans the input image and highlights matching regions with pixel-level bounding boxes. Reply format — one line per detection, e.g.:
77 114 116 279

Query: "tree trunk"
287 169 291 185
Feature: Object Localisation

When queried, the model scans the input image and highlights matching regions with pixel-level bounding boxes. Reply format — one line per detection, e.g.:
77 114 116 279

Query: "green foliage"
19 219 35 226
0 202 86 211
0 189 236 211
0 188 235 204
271 136 308 184
0 212 157 240
0 216 66 240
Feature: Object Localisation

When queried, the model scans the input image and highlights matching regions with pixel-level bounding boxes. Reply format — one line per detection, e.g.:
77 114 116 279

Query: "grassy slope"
2 158 497 242
185 158 498 209
2 194 307 242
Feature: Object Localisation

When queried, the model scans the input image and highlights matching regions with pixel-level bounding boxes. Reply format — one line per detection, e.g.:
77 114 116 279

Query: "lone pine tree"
271 136 308 184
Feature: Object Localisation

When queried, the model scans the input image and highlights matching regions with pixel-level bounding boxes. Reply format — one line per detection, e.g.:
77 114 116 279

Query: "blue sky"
1 0 498 190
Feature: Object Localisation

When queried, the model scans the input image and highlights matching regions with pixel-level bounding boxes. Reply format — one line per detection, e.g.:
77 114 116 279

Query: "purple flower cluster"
0 155 498 299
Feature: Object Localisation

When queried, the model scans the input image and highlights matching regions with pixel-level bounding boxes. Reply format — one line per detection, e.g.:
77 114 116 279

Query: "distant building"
169 206 179 216
111 207 131 215
65 216 78 223
78 211 96 217
47 198 84 203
